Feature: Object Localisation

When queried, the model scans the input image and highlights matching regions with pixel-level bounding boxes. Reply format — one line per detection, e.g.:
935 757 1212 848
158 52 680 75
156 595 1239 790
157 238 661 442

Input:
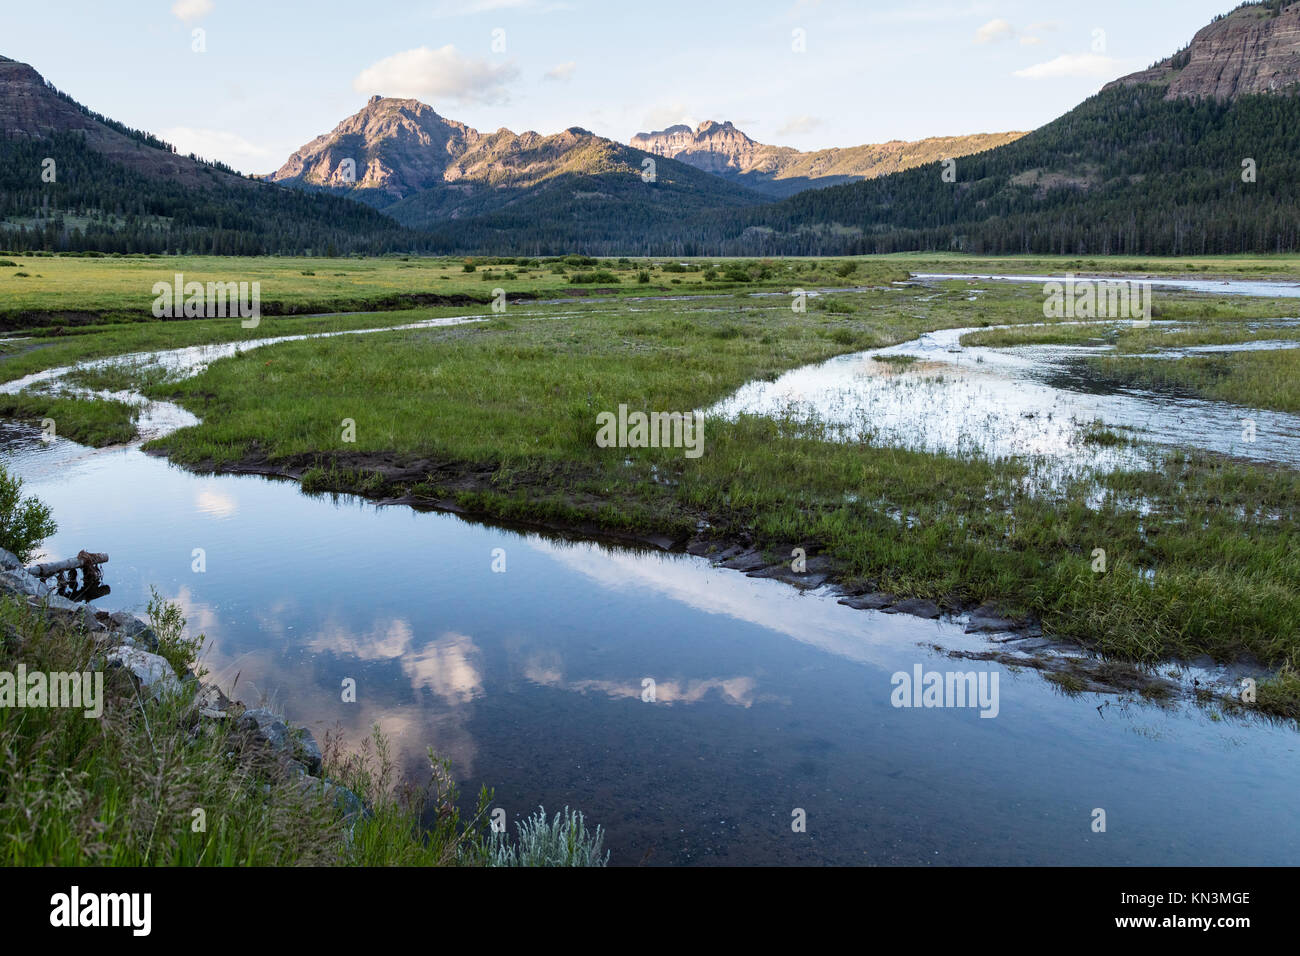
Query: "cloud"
1018 36 1042 46
353 45 518 105
161 126 270 167
640 103 694 132
777 114 822 136
430 0 573 16
171 0 213 22
543 60 576 81
974 17 1014 43
1013 53 1126 79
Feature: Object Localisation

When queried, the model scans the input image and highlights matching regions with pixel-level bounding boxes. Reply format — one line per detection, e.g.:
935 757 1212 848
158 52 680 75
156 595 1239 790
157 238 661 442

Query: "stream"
3 276 1299 865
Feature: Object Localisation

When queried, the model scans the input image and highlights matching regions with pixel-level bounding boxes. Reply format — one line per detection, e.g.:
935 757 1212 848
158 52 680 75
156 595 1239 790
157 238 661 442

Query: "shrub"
0 465 56 564
485 806 609 867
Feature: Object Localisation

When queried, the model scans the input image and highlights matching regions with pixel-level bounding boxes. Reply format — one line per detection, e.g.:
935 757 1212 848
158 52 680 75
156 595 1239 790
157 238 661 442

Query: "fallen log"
25 551 109 579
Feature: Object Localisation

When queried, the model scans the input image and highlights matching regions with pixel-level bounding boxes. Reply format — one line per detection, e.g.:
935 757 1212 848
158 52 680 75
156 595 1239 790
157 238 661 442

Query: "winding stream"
4 277 1300 865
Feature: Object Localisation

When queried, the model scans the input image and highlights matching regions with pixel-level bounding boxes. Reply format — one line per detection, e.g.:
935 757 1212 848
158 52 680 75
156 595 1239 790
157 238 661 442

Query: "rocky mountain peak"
1105 0 1300 99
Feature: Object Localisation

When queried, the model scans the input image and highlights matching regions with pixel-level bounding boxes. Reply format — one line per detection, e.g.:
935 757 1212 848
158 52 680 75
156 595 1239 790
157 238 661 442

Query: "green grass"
1086 350 1300 413
122 286 1300 719
8 254 1300 719
0 252 912 333
0 393 139 446
0 593 493 865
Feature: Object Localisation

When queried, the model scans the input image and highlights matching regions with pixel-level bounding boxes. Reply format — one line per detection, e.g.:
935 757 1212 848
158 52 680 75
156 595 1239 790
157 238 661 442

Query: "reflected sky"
6 429 1300 865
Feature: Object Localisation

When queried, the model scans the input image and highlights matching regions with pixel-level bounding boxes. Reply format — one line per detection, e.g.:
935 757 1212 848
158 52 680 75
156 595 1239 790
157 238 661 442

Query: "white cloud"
430 0 573 16
974 17 1014 43
171 0 213 22
543 60 576 81
353 45 518 105
640 103 695 132
161 126 270 167
1013 53 1127 79
1018 36 1042 46
777 114 822 136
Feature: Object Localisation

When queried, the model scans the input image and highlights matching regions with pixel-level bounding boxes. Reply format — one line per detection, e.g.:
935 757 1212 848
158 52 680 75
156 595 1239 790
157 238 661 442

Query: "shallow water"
712 323 1300 475
5 282 1300 865
915 272 1300 299
7 428 1300 865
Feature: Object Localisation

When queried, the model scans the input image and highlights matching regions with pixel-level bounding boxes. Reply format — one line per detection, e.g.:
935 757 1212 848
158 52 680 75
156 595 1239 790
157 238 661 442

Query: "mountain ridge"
629 120 1027 198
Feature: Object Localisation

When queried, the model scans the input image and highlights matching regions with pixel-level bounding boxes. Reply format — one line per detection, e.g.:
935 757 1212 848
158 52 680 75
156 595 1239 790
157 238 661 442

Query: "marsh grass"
0 593 499 865
125 292 1300 717
1087 351 1300 412
0 392 138 446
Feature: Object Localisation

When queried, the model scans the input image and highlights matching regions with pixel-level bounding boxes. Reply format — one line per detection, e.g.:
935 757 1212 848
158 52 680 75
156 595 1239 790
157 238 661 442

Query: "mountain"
270 96 767 243
1104 0 1300 99
0 56 430 255
630 120 1026 198
688 0 1300 257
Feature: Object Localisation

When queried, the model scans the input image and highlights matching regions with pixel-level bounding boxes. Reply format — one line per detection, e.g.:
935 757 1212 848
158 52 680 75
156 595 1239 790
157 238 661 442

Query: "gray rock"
46 602 104 633
238 707 323 775
0 568 49 598
108 611 160 651
41 593 81 612
323 780 367 821
106 646 183 698
0 547 21 571
718 550 768 572
964 603 1022 634
838 592 895 611
883 598 942 620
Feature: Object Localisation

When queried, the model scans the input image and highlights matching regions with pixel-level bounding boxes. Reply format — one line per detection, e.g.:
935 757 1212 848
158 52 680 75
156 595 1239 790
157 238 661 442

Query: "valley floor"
3 253 1300 719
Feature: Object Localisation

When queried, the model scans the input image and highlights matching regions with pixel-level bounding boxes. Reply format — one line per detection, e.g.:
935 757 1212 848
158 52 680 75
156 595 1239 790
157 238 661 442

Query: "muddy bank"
140 445 1276 717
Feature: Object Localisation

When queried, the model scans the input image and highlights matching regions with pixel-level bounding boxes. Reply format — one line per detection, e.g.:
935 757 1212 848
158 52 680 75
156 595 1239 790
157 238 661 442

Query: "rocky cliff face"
272 95 483 199
630 120 1025 197
1105 0 1300 99
272 96 632 202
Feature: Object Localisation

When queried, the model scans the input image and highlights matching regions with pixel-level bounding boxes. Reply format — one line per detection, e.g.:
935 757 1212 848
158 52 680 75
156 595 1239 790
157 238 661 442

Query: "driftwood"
26 551 109 579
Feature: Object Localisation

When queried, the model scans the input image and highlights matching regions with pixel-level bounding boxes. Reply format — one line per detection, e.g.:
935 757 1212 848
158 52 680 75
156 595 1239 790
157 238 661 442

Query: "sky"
4 0 1242 174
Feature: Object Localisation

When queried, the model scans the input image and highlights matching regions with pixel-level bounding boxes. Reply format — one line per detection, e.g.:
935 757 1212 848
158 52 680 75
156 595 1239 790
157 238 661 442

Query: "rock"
1104 2 1300 101
964 602 1022 634
747 563 830 589
40 593 81 612
238 707 323 775
318 779 367 823
0 568 49 598
195 683 235 719
838 592 895 611
718 550 768 572
106 646 183 698
108 611 160 652
883 598 942 620
0 547 21 571
746 553 833 588
45 602 105 633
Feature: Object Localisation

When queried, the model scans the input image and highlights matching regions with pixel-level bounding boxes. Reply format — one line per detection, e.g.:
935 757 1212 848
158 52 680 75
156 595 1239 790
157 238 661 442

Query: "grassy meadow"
4 253 1300 716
